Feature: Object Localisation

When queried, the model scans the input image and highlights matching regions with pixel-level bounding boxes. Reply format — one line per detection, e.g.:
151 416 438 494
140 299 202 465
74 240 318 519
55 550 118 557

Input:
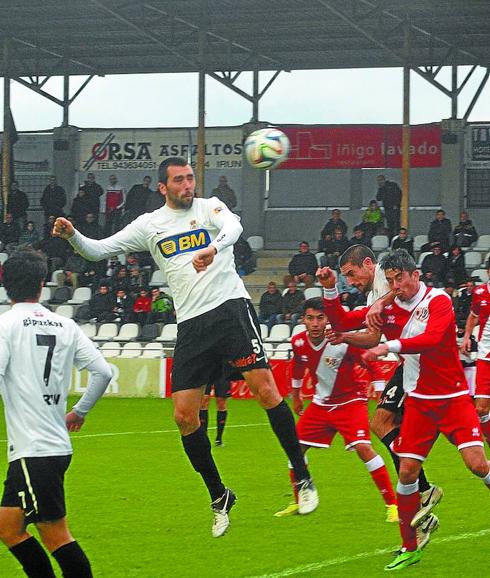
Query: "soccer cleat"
411 485 443 528
211 488 236 538
296 478 319 515
385 548 422 571
215 439 223 447
274 502 299 517
385 503 399 523
416 513 439 550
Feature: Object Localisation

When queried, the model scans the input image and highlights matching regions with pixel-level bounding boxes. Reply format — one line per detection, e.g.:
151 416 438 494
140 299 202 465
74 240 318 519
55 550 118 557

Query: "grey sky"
1 66 489 131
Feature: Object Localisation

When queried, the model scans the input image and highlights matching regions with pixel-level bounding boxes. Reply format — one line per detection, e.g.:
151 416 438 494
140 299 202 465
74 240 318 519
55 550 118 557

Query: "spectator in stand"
424 209 452 252
390 227 414 256
348 225 371 248
18 221 40 248
376 174 401 238
132 288 152 325
454 277 477 326
42 215 56 240
71 187 94 227
276 281 305 327
234 236 255 276
7 180 29 228
362 199 384 237
123 176 153 224
38 234 70 276
80 172 104 219
446 245 467 287
284 241 318 288
421 245 447 286
78 213 103 240
63 249 97 289
40 175 66 220
453 211 478 248
125 253 140 273
103 174 125 236
105 256 120 279
0 213 21 253
336 272 366 310
318 208 348 250
89 284 115 322
212 175 237 211
258 281 283 331
320 228 350 269
145 187 166 213
149 288 175 324
128 267 145 294
111 266 131 293
113 288 134 323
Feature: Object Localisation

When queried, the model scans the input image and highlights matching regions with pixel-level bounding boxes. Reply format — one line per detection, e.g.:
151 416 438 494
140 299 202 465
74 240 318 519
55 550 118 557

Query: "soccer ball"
244 128 290 169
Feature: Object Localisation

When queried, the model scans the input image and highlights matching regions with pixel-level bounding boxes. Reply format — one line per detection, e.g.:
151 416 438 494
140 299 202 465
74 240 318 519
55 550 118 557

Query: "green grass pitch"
0 397 488 577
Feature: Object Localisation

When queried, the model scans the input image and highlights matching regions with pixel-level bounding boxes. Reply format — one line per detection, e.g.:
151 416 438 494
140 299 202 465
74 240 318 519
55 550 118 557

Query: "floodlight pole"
401 24 411 231
197 28 206 198
2 36 11 222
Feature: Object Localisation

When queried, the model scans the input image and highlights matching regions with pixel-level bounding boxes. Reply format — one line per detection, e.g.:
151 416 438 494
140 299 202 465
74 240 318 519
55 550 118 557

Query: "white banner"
466 124 490 168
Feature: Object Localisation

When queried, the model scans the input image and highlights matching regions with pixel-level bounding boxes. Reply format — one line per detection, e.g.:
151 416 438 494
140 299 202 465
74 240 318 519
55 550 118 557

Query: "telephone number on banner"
95 160 158 170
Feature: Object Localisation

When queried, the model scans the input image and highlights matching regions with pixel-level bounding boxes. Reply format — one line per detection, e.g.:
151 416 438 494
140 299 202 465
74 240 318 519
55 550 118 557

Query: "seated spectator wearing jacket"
362 199 384 237
348 226 371 248
284 241 317 288
320 228 350 269
453 211 478 248
390 227 414 257
149 288 175 324
258 281 283 331
424 209 452 252
71 187 95 227
276 281 305 326
234 236 255 276
336 273 366 310
89 284 115 322
318 208 348 251
133 288 152 325
421 245 447 287
113 288 134 323
18 221 40 248
0 213 21 253
446 245 467 287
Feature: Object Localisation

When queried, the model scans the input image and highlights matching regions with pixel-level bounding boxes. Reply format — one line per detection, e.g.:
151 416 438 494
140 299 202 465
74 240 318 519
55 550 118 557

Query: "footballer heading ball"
244 128 290 169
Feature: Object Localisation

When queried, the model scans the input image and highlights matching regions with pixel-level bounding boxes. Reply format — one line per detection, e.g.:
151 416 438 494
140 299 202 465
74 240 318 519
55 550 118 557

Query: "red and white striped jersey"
382 283 467 399
470 282 490 361
291 331 383 406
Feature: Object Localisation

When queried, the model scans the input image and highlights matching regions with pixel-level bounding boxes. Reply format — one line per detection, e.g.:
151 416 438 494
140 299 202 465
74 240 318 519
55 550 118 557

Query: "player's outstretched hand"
361 344 389 364
316 267 336 289
192 246 217 272
325 326 344 345
52 217 75 240
66 411 85 432
460 335 472 354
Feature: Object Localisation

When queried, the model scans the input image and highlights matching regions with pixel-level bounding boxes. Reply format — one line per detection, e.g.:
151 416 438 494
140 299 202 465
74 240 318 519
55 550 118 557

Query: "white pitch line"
0 422 269 443
246 528 490 578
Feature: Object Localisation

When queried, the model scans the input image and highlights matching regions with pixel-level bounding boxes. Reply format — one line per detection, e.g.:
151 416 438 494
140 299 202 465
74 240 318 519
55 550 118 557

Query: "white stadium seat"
371 235 389 252
114 323 139 342
417 251 432 268
247 235 264 251
0 252 8 264
0 304 10 315
292 324 306 336
68 287 92 305
315 252 325 266
473 235 490 252
414 235 428 252
0 287 10 304
93 323 119 342
141 343 164 358
265 323 290 342
100 342 120 358
156 324 178 342
271 343 293 359
471 269 489 283
46 269 64 287
40 287 52 303
119 342 142 358
55 304 74 319
260 324 269 340
465 252 483 269
304 287 322 299
80 324 97 339
149 270 167 287
263 343 275 357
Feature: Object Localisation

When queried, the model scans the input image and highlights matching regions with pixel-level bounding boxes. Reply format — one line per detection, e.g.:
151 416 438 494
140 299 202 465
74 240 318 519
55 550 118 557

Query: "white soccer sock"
481 469 490 486
396 480 419 495
364 454 384 472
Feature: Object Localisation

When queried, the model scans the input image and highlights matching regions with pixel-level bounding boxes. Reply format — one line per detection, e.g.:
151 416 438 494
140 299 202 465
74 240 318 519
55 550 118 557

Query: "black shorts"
172 298 269 393
378 364 406 414
1 455 72 524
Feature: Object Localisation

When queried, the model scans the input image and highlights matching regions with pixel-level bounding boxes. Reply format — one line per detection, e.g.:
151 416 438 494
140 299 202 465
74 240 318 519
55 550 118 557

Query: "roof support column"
2 36 11 221
197 27 206 198
451 65 458 119
401 24 411 231
252 67 259 122
62 74 70 127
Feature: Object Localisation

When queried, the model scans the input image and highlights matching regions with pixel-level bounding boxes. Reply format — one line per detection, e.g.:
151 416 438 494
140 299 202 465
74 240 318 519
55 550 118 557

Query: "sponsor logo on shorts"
157 229 211 258
230 353 257 368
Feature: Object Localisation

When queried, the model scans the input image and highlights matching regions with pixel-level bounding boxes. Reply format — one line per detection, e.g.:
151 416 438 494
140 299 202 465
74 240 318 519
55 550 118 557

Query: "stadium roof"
0 0 489 79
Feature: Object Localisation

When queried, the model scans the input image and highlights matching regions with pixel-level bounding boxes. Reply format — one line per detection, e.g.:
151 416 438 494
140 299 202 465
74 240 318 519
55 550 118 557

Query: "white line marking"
246 528 490 578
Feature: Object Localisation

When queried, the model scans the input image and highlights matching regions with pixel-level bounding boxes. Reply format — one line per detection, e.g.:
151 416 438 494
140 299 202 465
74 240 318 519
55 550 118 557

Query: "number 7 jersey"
0 302 102 461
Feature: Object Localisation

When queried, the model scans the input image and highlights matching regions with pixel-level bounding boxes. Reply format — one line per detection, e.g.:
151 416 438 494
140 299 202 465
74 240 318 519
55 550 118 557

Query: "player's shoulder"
474 284 489 297
291 330 308 349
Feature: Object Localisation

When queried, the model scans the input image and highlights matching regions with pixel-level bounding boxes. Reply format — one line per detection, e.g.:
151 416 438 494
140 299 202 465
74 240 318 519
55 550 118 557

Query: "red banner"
279 124 441 169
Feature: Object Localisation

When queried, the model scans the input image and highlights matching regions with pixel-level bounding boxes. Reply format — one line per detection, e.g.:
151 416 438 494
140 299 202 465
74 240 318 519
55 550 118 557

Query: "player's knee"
174 409 199 434
370 409 394 438
467 458 490 479
398 461 419 484
216 398 227 411
0 523 25 545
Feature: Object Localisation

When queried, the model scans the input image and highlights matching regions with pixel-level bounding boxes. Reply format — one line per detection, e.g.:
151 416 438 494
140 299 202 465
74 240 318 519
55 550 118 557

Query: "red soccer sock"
289 469 299 502
370 465 397 506
397 484 420 551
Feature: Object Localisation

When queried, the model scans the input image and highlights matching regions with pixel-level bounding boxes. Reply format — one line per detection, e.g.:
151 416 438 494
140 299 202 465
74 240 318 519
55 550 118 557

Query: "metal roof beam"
464 68 490 120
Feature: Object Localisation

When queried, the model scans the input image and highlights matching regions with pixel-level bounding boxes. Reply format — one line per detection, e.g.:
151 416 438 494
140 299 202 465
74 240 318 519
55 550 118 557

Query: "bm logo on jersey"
157 229 211 258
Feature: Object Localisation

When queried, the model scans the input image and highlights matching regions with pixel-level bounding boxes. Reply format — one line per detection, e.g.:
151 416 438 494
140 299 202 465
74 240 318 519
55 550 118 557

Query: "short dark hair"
339 244 376 268
158 157 189 184
380 249 417 273
3 249 47 302
302 297 324 314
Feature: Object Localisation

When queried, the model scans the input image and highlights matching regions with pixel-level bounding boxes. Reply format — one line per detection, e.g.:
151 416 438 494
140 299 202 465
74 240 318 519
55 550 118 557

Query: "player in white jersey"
0 249 112 578
53 157 317 538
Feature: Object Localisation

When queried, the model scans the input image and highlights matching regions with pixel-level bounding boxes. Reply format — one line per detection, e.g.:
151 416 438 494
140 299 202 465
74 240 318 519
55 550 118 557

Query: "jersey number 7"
36 334 56 386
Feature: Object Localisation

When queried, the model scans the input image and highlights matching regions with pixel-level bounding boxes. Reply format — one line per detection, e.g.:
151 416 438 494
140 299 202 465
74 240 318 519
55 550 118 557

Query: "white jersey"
69 197 250 323
367 263 390 306
0 303 102 462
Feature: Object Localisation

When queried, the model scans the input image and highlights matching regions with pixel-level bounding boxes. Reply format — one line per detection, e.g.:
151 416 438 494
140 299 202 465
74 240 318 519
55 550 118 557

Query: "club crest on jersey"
324 356 341 369
157 229 211 258
415 307 429 322
189 219 198 229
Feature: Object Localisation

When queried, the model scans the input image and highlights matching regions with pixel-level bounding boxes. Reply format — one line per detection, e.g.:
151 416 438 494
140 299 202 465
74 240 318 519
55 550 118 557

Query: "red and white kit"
291 331 384 450
470 282 490 398
379 283 483 460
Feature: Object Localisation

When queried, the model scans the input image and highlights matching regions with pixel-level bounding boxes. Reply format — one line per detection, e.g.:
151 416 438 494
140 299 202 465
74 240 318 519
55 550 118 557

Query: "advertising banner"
466 124 490 168
279 124 441 169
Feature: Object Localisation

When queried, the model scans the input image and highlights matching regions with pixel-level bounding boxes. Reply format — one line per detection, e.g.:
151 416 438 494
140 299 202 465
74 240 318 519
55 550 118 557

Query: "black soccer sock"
52 541 93 578
266 400 309 482
216 410 227 442
381 428 401 474
10 536 56 578
182 426 225 501
417 467 431 493
199 409 209 432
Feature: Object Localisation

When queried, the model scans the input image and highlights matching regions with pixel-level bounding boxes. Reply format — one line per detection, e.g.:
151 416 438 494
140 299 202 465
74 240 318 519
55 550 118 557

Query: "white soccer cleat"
411 485 444 528
211 488 236 538
296 479 319 515
416 513 439 549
